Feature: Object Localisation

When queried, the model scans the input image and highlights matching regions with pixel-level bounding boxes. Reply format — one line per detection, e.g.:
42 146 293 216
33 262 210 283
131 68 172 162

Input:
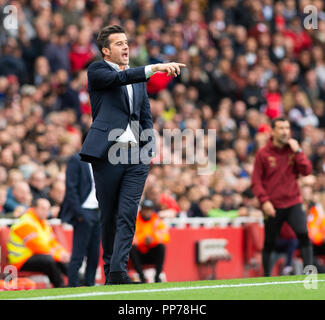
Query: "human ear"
102 47 110 57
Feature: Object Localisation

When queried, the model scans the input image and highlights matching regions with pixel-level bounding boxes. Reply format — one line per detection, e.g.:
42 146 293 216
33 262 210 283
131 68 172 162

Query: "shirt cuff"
144 65 155 79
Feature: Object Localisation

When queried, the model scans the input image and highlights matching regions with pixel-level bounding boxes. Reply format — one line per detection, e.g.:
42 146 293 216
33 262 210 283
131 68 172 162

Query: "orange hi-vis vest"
132 212 170 254
307 203 325 246
7 208 68 270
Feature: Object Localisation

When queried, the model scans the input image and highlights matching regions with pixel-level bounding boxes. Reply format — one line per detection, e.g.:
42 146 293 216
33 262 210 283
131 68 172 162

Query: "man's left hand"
288 138 300 153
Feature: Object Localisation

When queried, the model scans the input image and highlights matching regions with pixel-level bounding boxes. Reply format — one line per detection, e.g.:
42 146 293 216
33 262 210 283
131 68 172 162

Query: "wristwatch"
295 148 302 154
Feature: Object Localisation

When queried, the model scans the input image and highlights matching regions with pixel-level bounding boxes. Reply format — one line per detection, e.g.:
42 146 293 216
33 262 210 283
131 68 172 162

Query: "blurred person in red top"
130 199 170 283
282 16 312 57
252 117 313 276
69 28 96 74
263 77 282 120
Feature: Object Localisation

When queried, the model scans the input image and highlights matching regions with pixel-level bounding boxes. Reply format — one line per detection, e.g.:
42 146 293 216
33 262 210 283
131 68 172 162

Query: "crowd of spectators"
0 0 324 238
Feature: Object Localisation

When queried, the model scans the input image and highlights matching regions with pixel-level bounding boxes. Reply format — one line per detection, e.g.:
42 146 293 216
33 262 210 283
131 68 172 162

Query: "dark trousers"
20 254 68 288
275 238 299 267
312 244 325 273
68 208 100 287
129 244 166 282
91 149 149 282
263 203 313 276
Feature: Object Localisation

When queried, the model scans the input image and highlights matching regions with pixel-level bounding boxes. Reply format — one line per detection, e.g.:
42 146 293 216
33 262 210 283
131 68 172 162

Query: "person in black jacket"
60 151 100 287
79 25 185 285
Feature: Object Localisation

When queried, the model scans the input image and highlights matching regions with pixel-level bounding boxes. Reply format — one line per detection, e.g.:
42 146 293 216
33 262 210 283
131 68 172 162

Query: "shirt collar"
104 59 129 71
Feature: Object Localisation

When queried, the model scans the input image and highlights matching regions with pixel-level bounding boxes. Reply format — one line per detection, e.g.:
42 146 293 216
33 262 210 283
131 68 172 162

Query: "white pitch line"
10 279 325 300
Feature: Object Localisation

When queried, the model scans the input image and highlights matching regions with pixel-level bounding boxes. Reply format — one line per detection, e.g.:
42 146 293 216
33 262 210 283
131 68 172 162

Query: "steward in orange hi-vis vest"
7 207 68 270
130 199 170 283
307 203 325 246
133 211 170 254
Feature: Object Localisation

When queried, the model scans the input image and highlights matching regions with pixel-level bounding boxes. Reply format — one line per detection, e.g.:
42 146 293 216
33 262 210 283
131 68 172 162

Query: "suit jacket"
59 153 92 225
80 60 155 163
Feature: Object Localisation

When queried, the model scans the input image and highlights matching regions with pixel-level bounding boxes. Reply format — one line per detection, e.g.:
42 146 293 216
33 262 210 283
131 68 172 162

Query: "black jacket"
80 60 155 162
59 153 92 225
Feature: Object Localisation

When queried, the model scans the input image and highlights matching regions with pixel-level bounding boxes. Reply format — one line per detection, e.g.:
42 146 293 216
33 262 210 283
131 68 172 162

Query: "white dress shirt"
81 163 99 209
104 60 155 144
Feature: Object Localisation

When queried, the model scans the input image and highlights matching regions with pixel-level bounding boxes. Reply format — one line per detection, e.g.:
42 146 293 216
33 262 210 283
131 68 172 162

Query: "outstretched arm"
88 61 186 90
150 62 186 78
88 63 147 90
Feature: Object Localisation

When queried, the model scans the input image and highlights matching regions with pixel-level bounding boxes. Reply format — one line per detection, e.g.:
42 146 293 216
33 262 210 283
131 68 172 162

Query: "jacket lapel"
131 83 137 114
121 86 130 114
103 60 131 114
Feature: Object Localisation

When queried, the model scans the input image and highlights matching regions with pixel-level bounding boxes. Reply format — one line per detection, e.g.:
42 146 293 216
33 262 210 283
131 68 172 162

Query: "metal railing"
0 216 264 229
0 218 64 227
160 216 264 228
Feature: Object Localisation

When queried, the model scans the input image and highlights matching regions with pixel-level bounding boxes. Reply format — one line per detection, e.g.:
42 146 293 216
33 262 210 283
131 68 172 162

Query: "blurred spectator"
7 198 70 288
130 199 170 283
0 185 8 218
189 196 213 217
288 90 319 140
55 69 82 121
302 69 325 106
6 169 24 187
28 169 49 201
177 194 191 217
269 32 286 63
158 193 181 218
242 69 265 110
48 180 65 207
57 0 83 27
44 31 70 73
0 39 28 84
33 56 50 85
211 59 237 104
282 16 312 56
4 181 32 217
282 81 309 113
48 180 66 219
238 188 263 218
208 190 239 218
229 55 249 98
69 28 97 74
263 77 282 120
0 148 15 170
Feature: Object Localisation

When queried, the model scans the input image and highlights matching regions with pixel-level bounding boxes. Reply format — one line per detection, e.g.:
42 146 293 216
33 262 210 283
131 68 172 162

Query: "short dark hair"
271 116 289 128
97 25 125 57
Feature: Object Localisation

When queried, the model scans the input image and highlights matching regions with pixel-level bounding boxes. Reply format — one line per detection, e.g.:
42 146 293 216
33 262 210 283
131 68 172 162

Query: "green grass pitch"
0 275 324 300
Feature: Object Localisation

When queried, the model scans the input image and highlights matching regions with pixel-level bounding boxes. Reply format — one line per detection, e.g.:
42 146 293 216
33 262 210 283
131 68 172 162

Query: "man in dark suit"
79 25 185 284
60 152 100 287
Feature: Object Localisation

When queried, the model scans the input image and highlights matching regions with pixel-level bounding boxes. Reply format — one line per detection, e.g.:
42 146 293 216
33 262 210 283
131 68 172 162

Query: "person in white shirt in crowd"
59 133 100 287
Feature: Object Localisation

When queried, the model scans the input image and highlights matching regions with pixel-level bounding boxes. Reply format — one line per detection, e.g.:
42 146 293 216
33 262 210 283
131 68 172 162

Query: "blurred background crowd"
0 0 324 237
